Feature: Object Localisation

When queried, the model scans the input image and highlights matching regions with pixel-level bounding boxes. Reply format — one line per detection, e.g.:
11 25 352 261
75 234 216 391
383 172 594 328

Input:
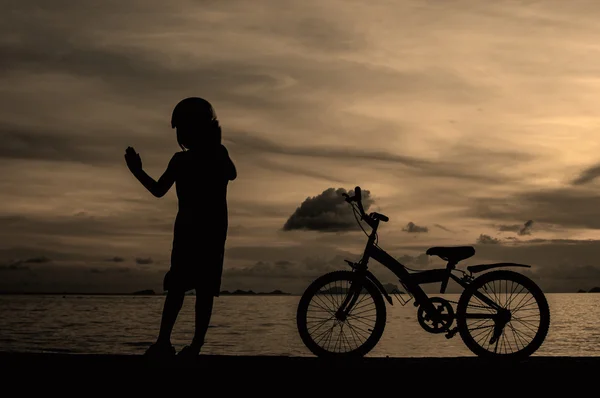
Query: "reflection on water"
0 294 597 357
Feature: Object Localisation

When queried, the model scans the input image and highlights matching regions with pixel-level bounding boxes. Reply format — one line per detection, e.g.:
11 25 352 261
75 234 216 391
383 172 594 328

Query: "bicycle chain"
442 299 492 310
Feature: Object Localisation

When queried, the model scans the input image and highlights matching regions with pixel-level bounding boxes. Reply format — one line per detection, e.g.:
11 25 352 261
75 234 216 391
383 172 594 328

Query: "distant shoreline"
0 290 598 296
0 290 298 296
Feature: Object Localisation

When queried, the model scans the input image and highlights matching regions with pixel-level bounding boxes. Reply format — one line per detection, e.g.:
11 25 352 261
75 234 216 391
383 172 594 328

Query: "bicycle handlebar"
342 186 389 224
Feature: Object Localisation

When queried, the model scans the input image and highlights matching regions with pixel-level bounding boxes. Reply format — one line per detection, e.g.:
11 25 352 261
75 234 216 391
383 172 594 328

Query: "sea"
0 293 598 357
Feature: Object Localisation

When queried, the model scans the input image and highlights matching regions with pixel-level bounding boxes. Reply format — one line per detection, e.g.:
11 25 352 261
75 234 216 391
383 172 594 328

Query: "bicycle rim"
456 270 550 359
296 270 387 358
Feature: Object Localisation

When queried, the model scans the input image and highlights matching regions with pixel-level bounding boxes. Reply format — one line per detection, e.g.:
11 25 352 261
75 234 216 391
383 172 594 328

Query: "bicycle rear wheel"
456 270 550 359
296 270 387 358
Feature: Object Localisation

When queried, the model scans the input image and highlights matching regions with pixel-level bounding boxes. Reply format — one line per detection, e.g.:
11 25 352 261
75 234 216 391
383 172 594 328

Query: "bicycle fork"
335 280 364 321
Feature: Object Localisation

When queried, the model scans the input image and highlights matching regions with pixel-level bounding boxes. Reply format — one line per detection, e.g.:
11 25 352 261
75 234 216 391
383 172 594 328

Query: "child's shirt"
171 144 236 233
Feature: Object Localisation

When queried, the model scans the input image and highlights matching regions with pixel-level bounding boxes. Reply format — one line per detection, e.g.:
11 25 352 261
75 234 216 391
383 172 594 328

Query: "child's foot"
177 343 202 359
144 341 176 359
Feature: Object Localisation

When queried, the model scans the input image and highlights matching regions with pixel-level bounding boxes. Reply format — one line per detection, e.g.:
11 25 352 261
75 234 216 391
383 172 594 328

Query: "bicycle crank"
445 327 458 339
417 297 455 334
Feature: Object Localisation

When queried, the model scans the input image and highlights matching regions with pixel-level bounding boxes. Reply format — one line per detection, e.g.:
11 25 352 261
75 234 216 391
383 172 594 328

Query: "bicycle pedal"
445 327 458 339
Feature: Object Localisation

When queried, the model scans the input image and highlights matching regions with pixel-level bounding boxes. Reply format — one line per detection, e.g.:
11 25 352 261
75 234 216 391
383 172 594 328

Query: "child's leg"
157 289 186 345
191 294 214 349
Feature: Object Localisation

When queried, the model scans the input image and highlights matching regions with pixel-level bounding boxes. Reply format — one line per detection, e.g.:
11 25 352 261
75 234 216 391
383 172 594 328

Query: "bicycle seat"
426 246 475 263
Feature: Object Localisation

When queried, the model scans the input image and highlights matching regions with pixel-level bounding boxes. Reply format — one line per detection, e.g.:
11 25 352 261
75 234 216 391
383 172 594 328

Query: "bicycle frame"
346 216 504 319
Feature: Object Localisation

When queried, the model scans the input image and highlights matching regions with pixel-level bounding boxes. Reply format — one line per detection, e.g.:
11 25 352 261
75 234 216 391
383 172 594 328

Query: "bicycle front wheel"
456 270 550 359
296 270 387 358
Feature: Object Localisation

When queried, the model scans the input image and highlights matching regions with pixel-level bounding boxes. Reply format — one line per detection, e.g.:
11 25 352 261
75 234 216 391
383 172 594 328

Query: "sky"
2 0 600 294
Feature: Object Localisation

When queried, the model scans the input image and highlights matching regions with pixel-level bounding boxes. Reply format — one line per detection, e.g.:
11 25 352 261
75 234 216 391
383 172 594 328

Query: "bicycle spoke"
458 271 548 357
301 276 380 354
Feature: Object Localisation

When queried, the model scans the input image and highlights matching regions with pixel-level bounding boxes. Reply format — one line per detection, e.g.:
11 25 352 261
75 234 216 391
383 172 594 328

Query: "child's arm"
126 147 178 198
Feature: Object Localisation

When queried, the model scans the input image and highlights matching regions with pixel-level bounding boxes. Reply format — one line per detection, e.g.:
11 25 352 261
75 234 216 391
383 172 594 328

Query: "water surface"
0 293 597 357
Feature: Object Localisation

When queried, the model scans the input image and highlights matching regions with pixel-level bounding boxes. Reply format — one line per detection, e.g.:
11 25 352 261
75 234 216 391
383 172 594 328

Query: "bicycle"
296 186 550 359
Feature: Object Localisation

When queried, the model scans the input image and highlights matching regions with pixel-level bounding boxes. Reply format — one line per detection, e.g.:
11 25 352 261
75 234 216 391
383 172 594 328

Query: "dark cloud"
0 1 531 190
135 257 153 265
223 242 360 264
106 256 125 262
21 256 51 264
0 29 482 106
383 237 600 292
433 224 453 232
282 187 374 232
247 156 348 184
497 224 522 232
230 132 433 169
0 263 31 272
0 262 160 293
221 253 405 294
0 2 486 129
228 132 524 184
90 267 131 274
476 234 501 244
0 255 51 272
470 238 600 292
224 258 332 280
571 163 600 185
2 236 600 293
519 220 534 235
402 222 428 233
469 187 600 230
497 220 534 235
0 124 120 164
0 246 82 263
0 213 173 248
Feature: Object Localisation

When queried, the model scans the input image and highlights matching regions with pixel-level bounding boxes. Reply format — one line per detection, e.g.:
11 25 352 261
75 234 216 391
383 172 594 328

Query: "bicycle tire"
296 270 387 358
456 270 550 359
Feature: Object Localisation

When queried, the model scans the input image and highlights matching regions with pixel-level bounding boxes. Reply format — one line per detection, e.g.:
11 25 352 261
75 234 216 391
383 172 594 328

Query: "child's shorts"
163 239 225 296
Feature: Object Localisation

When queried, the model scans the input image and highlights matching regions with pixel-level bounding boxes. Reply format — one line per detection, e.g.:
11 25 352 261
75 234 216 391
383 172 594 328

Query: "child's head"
171 97 221 150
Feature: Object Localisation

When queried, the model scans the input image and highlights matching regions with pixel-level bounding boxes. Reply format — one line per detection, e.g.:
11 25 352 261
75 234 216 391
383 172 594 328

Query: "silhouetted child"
124 97 237 359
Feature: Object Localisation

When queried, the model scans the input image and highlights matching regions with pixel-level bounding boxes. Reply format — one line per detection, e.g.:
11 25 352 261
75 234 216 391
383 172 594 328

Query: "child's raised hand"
124 146 142 173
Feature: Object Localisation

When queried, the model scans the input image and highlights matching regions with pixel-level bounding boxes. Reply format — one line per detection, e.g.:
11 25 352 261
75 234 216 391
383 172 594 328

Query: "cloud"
396 253 431 269
519 220 534 235
135 257 153 265
497 220 534 235
221 253 409 293
282 187 374 232
0 255 52 272
402 222 428 233
469 187 600 230
4 0 600 294
0 123 128 165
20 256 51 264
90 267 131 274
0 263 31 272
476 234 501 244
228 132 525 184
571 163 600 185
224 258 337 280
0 213 174 262
2 236 600 294
106 256 125 262
470 238 600 292
433 224 453 232
0 262 160 293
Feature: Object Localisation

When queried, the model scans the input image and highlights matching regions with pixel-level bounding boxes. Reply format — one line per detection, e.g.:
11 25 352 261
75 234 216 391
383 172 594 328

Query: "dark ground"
0 351 596 393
